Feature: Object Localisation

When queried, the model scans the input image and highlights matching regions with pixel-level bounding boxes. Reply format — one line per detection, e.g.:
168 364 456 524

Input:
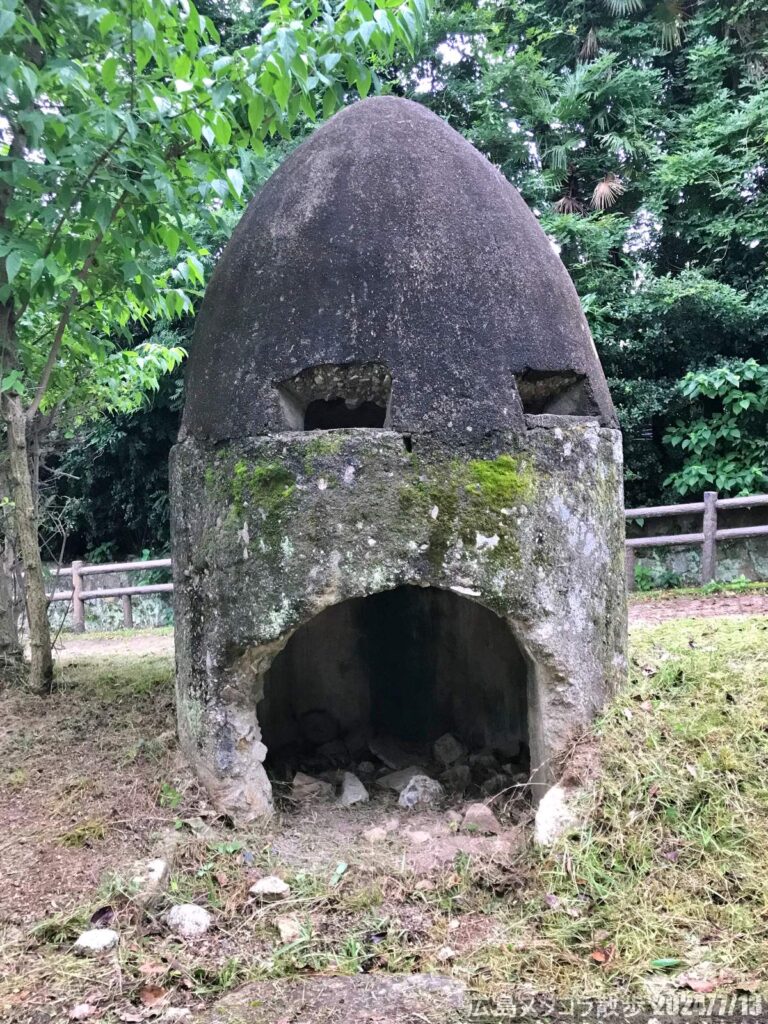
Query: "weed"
56 819 108 847
157 782 182 808
7 767 27 788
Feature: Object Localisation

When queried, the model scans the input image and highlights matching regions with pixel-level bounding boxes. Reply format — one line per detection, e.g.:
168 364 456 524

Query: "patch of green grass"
512 615 768 995
54 651 173 698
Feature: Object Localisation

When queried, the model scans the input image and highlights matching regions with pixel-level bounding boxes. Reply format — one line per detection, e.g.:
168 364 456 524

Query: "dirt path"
48 592 768 664
53 628 174 660
629 590 768 624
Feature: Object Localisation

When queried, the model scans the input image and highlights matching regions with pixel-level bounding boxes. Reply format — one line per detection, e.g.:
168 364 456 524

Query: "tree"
0 0 429 691
664 359 768 496
400 0 768 503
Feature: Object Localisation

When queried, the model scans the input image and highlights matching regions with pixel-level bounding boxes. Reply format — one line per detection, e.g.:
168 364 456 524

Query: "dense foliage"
0 0 429 687
52 0 768 559
406 0 768 505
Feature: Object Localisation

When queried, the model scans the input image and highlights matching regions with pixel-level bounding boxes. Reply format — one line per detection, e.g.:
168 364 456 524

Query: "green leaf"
273 73 291 110
5 251 21 285
247 95 265 134
30 259 45 288
160 226 180 257
226 168 244 199
212 116 232 146
0 10 16 38
101 56 118 89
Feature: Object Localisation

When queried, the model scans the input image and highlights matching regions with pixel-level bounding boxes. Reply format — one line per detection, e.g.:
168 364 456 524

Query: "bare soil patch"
629 590 768 623
0 638 529 1023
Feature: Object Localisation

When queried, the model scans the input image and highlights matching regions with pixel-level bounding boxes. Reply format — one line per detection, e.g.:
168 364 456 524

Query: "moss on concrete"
202 456 296 536
400 453 536 569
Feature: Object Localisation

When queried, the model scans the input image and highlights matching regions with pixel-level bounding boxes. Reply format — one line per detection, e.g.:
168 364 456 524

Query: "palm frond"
591 173 627 210
602 0 645 15
543 144 569 172
554 195 584 215
654 1 686 50
580 27 599 60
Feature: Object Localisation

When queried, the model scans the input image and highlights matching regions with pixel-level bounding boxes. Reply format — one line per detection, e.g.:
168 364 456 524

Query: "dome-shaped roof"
182 97 616 440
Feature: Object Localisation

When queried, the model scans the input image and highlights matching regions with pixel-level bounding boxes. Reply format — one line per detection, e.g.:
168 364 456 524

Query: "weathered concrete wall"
170 420 627 821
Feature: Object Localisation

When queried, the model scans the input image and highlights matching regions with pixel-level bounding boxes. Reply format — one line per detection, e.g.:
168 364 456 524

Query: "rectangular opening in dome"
276 362 392 431
514 370 600 417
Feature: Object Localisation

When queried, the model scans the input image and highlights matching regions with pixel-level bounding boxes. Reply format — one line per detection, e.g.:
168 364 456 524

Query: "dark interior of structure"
514 369 600 416
259 586 530 791
304 398 387 430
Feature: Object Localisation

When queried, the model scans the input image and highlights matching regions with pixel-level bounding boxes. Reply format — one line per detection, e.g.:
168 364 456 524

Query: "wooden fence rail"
48 557 172 632
45 490 768 628
625 491 768 592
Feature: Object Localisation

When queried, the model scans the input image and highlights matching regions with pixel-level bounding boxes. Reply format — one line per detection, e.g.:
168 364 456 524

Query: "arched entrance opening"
259 586 530 784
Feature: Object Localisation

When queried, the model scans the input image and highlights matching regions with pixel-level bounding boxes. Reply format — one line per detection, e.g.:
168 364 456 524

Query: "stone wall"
627 506 768 587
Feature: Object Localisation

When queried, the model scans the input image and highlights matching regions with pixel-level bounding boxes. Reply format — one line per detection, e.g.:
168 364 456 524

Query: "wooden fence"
625 491 768 591
49 558 172 632
45 491 768 628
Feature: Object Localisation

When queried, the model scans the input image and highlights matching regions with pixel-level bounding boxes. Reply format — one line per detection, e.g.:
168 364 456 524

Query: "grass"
1 614 767 1020
507 615 768 994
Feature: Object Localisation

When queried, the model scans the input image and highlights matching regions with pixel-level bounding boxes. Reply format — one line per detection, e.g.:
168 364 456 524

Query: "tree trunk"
0 460 24 684
0 538 23 684
1 393 53 693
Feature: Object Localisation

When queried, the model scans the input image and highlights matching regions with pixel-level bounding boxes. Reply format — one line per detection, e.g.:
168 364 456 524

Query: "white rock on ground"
250 875 291 902
462 802 501 835
433 733 466 767
534 784 581 846
292 772 334 802
128 857 169 909
73 928 119 956
338 772 369 807
398 774 444 809
275 915 302 943
166 903 212 938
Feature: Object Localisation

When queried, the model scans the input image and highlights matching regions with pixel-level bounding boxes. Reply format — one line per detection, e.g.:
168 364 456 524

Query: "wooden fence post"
625 546 636 593
122 594 134 630
71 560 85 633
701 490 718 584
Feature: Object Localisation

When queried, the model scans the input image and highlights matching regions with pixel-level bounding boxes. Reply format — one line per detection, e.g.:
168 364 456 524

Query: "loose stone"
462 802 501 835
398 775 444 809
166 904 212 938
362 826 389 843
250 876 291 902
441 764 472 794
275 915 302 943
73 928 119 956
433 733 466 767
338 772 369 807
368 736 413 770
127 857 170 909
376 766 426 793
292 772 334 803
534 785 581 846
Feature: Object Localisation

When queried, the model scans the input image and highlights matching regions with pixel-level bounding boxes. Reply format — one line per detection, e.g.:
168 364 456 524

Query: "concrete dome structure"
171 97 627 822
182 96 616 442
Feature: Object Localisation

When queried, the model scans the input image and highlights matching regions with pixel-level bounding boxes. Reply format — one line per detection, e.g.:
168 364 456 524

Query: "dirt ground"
629 589 768 623
0 636 533 1023
2 597 766 1022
